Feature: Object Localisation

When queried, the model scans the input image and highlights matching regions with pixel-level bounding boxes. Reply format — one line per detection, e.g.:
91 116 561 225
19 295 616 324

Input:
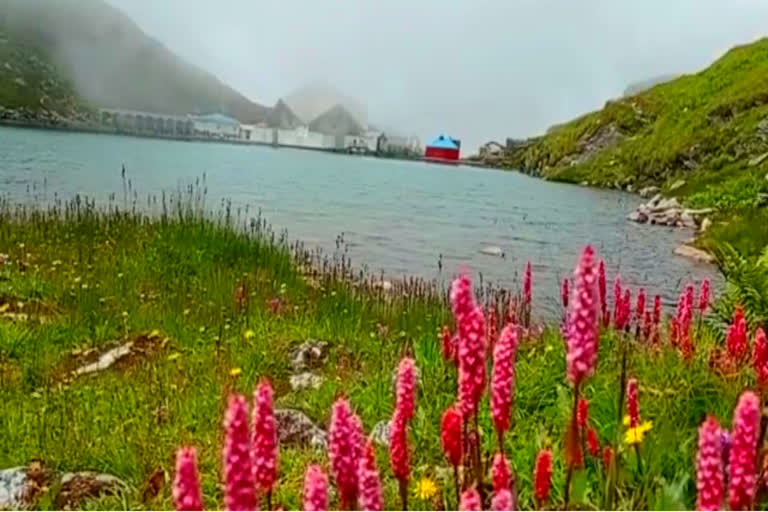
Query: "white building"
239 124 275 144
192 113 241 138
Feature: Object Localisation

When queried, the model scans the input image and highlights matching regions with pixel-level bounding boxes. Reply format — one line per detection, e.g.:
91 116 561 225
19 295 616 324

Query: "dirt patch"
52 332 169 385
0 295 55 324
0 358 22 389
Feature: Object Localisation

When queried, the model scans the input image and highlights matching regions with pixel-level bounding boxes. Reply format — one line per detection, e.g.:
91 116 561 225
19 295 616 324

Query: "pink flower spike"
728 391 760 510
223 394 257 511
441 326 455 363
621 289 631 331
636 288 646 322
523 261 532 305
534 449 553 503
458 304 486 417
753 327 768 387
566 245 600 386
450 274 476 323
252 380 278 494
577 398 588 429
696 416 724 511
491 452 511 491
626 378 639 428
395 357 417 421
303 464 328 512
561 278 569 309
491 324 519 435
652 295 661 327
699 279 710 314
357 440 383 511
173 447 203 511
460 487 482 511
329 398 363 508
389 410 410 485
440 405 463 467
598 260 607 321
491 489 514 511
612 275 622 329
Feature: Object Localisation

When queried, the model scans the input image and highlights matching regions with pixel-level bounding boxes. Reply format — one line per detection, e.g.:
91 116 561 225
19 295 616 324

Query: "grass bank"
0 196 761 510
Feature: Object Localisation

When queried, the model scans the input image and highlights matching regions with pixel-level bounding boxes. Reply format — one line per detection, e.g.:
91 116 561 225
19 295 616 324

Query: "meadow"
0 192 764 510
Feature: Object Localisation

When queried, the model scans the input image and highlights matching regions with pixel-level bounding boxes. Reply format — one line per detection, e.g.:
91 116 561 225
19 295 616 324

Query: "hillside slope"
498 37 768 257
0 0 268 123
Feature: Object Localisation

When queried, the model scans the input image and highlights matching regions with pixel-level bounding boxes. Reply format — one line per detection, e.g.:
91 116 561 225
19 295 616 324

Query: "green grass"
0 197 760 510
500 36 768 258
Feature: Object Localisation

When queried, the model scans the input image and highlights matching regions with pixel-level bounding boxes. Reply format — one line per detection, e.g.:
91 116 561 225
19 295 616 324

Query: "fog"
54 1 768 151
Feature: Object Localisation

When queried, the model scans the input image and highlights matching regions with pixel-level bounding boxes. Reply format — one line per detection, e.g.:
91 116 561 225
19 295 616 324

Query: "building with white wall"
192 113 241 138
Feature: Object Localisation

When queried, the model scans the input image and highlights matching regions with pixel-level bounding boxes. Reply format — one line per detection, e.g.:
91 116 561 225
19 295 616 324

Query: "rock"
579 181 589 186
625 184 634 193
700 217 712 232
74 342 133 376
674 245 714 264
757 193 768 207
480 246 504 257
679 211 696 228
275 409 327 449
669 179 686 191
627 210 648 223
652 197 681 212
370 420 391 447
0 467 30 509
638 186 660 198
749 152 768 167
56 472 126 509
648 193 663 207
289 372 325 391
289 340 328 373
13 77 26 87
373 280 393 291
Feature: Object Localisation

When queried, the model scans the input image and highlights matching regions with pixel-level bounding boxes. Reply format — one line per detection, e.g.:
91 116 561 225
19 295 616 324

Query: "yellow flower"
415 476 438 501
622 415 630 427
243 330 256 341
148 329 161 339
229 368 242 377
624 420 653 445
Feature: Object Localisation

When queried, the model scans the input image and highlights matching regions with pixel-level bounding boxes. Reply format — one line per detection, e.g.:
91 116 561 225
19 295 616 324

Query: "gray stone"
13 77 26 87
56 472 125 508
370 420 391 447
638 186 660 198
674 245 714 263
627 210 648 223
0 467 30 509
648 193 663 207
74 342 133 376
275 409 328 449
748 152 768 167
679 211 696 228
289 372 325 391
669 179 686 191
289 340 328 373
480 246 504 257
625 184 634 193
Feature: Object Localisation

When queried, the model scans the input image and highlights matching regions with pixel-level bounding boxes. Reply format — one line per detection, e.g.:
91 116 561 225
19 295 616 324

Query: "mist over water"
0 126 719 318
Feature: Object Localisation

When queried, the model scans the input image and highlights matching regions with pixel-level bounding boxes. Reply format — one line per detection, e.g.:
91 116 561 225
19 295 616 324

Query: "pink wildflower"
173 447 203 511
395 357 416 421
450 274 475 322
491 489 514 511
699 279 710 314
441 326 455 363
643 310 652 340
329 398 363 508
252 381 278 494
621 289 631 331
726 306 749 362
458 305 486 417
636 288 646 322
357 440 383 511
303 464 328 512
728 391 760 510
696 416 724 511
598 260 607 323
753 328 768 387
491 452 511 491
523 261 532 305
653 295 661 327
613 276 622 330
534 449 553 504
223 395 257 511
490 324 519 435
587 427 600 457
566 245 600 386
627 378 639 428
389 410 410 485
487 304 499 350
670 317 679 347
561 278 569 309
460 487 482 511
440 405 463 467
577 398 588 429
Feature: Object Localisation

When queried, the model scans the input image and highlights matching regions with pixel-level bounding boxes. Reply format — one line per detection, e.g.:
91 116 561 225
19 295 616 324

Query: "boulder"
748 152 768 167
56 472 126 509
275 409 327 449
370 420 391 447
669 179 686 191
289 340 328 373
0 467 30 509
638 186 660 198
479 246 504 257
289 372 325 391
674 245 714 263
627 210 648 223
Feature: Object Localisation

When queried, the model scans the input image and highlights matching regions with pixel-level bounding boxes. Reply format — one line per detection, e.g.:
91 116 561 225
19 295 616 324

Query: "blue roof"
428 134 459 149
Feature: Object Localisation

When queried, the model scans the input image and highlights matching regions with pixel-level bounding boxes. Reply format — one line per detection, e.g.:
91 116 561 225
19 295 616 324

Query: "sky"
105 0 768 152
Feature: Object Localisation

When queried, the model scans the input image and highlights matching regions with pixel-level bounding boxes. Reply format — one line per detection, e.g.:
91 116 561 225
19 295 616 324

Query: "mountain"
0 0 268 122
497 37 768 257
308 104 365 136
622 74 679 97
266 99 302 129
284 83 367 127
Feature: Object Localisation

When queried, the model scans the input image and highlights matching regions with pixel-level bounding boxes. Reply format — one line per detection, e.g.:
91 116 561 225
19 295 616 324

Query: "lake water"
0 126 718 316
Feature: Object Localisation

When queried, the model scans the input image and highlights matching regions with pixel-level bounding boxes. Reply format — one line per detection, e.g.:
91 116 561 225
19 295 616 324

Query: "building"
191 113 241 138
425 134 461 163
99 108 194 137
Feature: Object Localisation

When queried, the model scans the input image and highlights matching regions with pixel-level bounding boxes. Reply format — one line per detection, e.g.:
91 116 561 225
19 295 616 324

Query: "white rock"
627 210 648 223
669 179 686 191
480 246 504 257
674 245 714 263
275 409 328 449
0 467 30 509
74 342 133 376
289 372 325 391
748 152 768 167
370 420 391 447
639 186 660 198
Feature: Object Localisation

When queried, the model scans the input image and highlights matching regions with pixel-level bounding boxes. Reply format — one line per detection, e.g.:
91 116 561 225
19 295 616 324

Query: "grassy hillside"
500 37 768 257
0 0 268 123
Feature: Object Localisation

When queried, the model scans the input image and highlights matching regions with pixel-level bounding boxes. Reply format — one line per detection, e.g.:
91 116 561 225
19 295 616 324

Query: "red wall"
425 146 460 161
